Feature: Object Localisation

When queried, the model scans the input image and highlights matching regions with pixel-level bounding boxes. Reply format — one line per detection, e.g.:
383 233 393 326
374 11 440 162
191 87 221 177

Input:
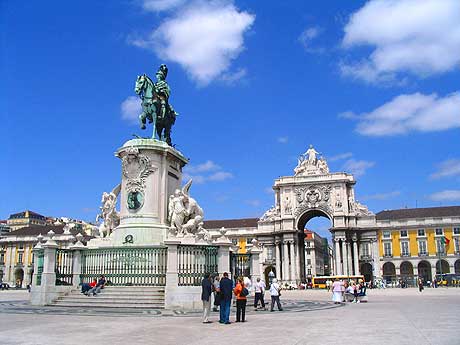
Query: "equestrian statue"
134 64 178 146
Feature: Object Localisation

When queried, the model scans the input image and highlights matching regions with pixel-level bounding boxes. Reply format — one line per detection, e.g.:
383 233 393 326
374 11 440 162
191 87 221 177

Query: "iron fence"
177 245 219 286
55 249 74 285
230 253 251 280
80 247 167 286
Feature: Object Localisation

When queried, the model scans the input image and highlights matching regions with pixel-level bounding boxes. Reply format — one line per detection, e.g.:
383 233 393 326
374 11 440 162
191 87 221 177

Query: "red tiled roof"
376 206 460 220
203 218 259 229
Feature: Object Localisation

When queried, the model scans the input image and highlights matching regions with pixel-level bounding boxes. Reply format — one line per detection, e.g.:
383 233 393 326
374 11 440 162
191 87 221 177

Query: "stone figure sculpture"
260 206 279 221
96 184 121 237
134 64 178 145
168 179 205 237
294 145 329 176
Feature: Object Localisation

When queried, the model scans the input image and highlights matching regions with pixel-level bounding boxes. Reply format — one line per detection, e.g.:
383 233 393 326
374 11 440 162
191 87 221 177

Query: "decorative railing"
177 245 219 286
81 247 167 286
36 250 44 286
55 249 74 286
230 253 251 280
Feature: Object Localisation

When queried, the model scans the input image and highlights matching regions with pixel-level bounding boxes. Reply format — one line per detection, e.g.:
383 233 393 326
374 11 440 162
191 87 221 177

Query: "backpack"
240 287 249 297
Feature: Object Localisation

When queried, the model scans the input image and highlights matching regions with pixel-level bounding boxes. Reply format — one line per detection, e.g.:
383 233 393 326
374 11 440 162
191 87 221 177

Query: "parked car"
0 283 10 290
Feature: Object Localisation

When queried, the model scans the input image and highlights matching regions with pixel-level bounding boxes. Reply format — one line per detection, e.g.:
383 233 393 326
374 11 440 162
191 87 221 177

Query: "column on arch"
346 240 353 276
290 241 298 283
334 239 342 275
353 236 359 275
275 241 281 280
283 241 289 281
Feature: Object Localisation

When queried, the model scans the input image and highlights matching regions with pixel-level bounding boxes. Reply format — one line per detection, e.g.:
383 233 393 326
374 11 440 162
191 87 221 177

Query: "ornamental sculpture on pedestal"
294 145 330 176
96 184 121 237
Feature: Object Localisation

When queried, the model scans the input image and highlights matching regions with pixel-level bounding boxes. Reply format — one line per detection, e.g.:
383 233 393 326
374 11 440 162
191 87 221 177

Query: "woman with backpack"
233 276 248 322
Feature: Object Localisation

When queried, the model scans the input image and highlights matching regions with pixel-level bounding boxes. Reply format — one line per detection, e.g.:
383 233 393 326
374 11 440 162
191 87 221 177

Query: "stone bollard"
70 234 86 288
164 239 181 309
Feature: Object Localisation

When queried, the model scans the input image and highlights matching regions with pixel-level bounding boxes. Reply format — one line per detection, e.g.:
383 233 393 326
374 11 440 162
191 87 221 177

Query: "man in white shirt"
253 277 266 310
269 278 283 312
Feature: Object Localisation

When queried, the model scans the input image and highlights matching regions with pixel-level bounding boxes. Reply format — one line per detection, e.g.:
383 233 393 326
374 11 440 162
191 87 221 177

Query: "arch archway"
360 262 373 282
418 261 431 283
14 268 24 288
264 266 276 287
400 261 414 286
436 259 450 274
455 259 460 275
297 209 332 281
382 262 396 283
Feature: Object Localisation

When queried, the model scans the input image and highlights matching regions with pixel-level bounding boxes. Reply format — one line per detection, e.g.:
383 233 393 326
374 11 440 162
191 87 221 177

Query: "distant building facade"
7 210 47 231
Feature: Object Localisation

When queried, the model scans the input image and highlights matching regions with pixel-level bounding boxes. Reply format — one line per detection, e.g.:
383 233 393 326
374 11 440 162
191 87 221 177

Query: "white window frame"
436 239 445 254
453 227 460 235
417 229 426 237
435 228 444 236
400 241 410 256
383 241 392 257
360 243 370 257
400 230 408 238
454 237 460 253
383 231 391 239
418 240 427 255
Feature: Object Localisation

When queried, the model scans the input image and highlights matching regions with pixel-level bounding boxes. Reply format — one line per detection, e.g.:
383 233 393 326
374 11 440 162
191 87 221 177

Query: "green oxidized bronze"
135 64 178 146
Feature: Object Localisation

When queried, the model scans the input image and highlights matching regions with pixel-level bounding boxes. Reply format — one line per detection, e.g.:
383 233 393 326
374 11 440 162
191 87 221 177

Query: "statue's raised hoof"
140 125 146 130
148 119 153 124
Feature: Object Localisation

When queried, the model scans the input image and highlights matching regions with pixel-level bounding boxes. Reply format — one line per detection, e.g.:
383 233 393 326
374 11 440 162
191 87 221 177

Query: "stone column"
275 241 281 280
346 241 353 276
340 240 346 275
70 238 86 288
250 246 262 285
283 241 289 282
164 239 180 309
216 240 232 275
353 237 359 275
290 241 298 283
41 242 58 288
297 243 302 281
371 238 379 278
334 239 342 275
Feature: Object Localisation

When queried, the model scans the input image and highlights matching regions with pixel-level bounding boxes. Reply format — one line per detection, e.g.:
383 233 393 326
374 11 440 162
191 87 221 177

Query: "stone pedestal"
112 139 188 246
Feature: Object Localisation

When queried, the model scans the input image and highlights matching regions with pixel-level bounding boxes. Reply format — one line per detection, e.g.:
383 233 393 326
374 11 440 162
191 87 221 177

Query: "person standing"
254 277 266 310
269 278 283 311
219 272 233 324
418 278 424 292
331 278 344 304
234 277 248 322
201 273 213 323
212 275 221 312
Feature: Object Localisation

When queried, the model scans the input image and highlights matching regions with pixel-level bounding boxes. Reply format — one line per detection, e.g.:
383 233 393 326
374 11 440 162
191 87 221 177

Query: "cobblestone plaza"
1 288 458 345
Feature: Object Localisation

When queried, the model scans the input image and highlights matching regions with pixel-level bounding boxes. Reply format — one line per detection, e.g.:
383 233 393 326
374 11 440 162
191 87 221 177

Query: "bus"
312 275 365 289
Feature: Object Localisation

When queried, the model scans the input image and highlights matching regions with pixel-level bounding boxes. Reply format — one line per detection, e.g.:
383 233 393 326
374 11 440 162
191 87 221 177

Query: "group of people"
81 275 106 296
201 273 283 324
331 278 366 304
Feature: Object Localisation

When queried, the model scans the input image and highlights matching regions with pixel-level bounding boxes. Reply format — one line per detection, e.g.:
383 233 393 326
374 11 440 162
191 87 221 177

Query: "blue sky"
2 0 460 237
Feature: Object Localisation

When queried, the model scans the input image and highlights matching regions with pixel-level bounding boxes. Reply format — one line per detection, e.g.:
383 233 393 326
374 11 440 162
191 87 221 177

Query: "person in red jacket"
233 277 247 322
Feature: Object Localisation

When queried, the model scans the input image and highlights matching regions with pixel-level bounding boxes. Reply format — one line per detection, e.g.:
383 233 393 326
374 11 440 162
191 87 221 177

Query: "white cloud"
183 160 232 184
342 159 375 177
430 159 460 179
121 96 142 123
298 26 324 53
220 68 247 85
208 171 233 181
328 152 353 162
264 187 274 194
342 92 460 136
341 0 460 83
361 190 401 201
245 199 261 207
131 1 255 86
142 0 185 12
277 136 289 144
184 160 220 174
429 190 460 202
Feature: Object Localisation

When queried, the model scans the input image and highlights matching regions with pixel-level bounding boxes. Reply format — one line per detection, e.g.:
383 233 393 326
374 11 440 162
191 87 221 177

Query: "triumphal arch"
257 145 379 282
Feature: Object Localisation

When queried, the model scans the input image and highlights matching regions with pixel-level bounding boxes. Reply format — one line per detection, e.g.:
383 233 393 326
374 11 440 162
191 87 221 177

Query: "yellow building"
7 210 47 231
376 206 460 285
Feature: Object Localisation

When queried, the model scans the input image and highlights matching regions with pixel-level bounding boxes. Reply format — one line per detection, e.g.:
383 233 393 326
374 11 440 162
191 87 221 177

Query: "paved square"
0 288 459 345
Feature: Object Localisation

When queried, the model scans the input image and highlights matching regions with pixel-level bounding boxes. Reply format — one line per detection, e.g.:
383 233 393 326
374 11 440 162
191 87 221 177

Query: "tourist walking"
331 278 344 304
253 277 266 310
418 278 424 292
219 272 233 324
269 278 283 311
213 275 220 312
201 273 213 323
234 277 248 322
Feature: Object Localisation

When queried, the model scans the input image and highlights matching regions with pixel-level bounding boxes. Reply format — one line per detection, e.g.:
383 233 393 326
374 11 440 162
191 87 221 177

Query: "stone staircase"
51 286 165 309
